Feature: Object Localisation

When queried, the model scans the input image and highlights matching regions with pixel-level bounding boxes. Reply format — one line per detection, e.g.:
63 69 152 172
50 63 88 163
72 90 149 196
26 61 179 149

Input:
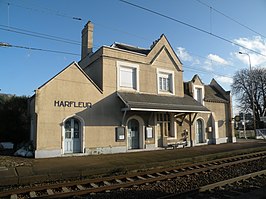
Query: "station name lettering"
54 100 92 108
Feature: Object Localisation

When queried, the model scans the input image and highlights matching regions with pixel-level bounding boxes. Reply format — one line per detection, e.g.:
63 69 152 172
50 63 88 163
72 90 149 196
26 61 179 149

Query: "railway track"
161 169 266 199
1 151 266 199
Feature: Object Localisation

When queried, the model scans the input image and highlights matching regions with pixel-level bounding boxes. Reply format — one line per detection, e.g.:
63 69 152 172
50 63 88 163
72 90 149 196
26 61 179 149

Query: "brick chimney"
81 21 94 59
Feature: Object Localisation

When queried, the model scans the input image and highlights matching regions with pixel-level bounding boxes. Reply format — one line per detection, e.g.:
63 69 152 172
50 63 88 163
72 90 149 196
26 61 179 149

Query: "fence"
256 129 266 140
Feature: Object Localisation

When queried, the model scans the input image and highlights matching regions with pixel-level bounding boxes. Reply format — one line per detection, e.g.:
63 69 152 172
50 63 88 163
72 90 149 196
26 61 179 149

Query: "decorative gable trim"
150 46 182 71
37 62 103 93
192 74 204 85
147 34 182 71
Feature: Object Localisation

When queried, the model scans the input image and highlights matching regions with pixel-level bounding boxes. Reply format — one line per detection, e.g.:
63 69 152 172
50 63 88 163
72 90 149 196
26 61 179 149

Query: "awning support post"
191 113 198 124
122 110 127 126
189 113 193 147
188 113 198 147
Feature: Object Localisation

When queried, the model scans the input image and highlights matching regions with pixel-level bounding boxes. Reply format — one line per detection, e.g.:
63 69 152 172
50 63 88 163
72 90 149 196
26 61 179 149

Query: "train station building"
30 21 236 158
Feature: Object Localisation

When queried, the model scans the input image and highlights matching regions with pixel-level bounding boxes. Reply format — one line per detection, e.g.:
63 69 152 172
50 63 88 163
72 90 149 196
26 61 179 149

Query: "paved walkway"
1 139 266 186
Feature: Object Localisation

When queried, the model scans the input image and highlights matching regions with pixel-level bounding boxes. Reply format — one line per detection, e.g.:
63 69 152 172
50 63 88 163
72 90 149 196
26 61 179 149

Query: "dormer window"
193 85 204 104
117 61 139 91
196 88 202 102
159 74 170 91
157 68 174 94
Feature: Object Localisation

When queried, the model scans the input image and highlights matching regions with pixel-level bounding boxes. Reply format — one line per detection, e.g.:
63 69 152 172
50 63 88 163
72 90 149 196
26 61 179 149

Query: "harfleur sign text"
54 100 92 108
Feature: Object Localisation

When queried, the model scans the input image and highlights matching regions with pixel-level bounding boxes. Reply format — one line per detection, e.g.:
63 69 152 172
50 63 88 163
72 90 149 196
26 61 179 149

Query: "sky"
0 0 266 113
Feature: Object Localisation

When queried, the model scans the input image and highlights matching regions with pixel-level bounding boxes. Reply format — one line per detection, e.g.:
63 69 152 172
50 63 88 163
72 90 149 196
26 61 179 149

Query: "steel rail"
159 169 266 199
199 169 266 192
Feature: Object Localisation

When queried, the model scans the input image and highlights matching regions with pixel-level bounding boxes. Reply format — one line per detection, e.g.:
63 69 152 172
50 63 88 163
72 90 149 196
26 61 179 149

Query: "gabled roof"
109 34 182 71
111 42 150 55
147 34 182 71
204 85 229 103
117 91 210 113
191 74 204 85
37 62 102 93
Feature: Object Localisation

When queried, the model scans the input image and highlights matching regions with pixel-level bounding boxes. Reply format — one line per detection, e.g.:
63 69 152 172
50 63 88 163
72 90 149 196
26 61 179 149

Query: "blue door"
128 119 139 149
196 119 204 143
64 118 81 153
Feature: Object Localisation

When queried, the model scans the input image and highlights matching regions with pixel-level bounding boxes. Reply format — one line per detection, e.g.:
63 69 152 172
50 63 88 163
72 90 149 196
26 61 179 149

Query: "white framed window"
193 85 204 104
117 61 139 91
157 113 175 137
157 68 174 94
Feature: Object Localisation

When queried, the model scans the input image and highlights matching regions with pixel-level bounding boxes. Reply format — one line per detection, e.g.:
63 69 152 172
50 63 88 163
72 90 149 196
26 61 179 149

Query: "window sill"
158 91 174 95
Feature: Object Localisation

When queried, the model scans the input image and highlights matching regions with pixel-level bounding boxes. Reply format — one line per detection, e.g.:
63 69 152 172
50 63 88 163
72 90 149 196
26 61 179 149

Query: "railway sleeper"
47 189 54 195
62 186 70 193
115 179 123 184
90 183 99 188
103 181 111 186
10 194 17 199
126 177 134 182
147 174 156 178
29 191 37 198
137 176 146 180
77 184 85 190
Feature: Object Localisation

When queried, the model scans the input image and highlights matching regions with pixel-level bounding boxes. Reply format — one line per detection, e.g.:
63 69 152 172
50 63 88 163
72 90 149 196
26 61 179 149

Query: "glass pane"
65 131 71 138
166 78 169 91
74 120 79 131
74 131 79 138
159 77 162 90
196 88 202 102
163 78 166 90
159 76 170 91
65 120 71 131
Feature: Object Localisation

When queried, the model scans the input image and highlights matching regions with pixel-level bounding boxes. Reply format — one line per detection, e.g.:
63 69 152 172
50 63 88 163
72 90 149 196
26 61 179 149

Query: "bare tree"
232 68 266 128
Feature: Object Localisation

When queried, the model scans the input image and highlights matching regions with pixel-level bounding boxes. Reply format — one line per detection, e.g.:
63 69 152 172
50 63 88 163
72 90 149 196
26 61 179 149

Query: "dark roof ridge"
111 42 150 55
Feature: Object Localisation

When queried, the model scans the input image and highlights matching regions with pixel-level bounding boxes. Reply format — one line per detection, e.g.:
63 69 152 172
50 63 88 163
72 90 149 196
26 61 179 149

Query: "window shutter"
120 67 136 89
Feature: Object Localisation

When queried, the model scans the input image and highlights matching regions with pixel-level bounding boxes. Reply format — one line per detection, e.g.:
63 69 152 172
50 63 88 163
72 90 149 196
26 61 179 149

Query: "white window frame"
117 61 139 92
193 85 204 105
157 68 175 95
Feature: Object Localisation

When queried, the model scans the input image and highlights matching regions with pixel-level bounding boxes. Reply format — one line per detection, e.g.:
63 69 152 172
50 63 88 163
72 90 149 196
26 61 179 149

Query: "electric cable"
195 0 266 39
119 0 266 58
0 42 79 56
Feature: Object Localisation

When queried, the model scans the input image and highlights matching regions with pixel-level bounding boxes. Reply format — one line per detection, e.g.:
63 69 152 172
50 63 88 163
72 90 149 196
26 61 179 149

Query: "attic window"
157 68 175 95
193 86 204 105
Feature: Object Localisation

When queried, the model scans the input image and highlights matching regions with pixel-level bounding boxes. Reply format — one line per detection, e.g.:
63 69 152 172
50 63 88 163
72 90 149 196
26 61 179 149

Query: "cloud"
176 47 193 62
176 47 232 73
215 76 233 84
176 47 200 65
203 54 230 71
207 54 230 65
234 36 266 67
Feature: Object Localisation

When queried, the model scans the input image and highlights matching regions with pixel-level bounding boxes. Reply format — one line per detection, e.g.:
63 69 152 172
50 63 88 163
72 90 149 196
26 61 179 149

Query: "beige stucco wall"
205 101 229 139
34 63 127 154
101 45 183 97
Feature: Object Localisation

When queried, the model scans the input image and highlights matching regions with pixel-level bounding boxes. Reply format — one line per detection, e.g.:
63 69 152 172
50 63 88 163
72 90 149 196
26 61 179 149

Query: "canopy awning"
117 92 210 113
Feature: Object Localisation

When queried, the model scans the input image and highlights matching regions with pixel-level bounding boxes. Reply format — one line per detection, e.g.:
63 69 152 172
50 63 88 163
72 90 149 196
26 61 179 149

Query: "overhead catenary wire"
119 0 266 58
0 1 248 79
2 0 265 60
195 0 266 39
0 25 81 46
0 42 79 56
0 1 82 21
0 23 237 70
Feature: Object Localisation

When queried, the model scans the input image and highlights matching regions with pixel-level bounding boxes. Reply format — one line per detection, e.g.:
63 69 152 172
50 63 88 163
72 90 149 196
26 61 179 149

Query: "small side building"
30 21 235 158
184 75 235 145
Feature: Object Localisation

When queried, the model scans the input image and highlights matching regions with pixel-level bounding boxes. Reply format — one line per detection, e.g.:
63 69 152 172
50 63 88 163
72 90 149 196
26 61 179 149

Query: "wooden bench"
166 141 187 149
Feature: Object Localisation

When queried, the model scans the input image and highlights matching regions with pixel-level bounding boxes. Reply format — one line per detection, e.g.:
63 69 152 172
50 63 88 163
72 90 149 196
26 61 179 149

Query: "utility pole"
239 52 256 135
